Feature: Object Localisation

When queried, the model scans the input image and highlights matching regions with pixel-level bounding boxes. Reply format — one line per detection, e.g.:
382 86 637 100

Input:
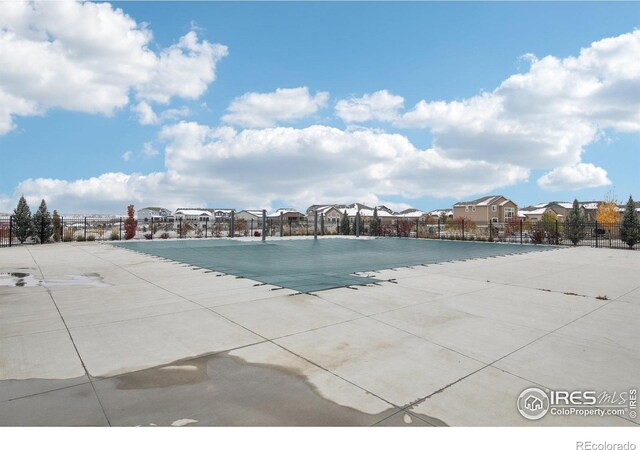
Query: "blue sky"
1 1 640 214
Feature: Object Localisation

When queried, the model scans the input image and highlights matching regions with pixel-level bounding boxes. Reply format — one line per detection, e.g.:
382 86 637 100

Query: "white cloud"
135 31 228 104
537 163 611 191
131 101 158 125
132 101 190 125
395 29 640 176
222 87 329 128
0 1 226 134
142 142 159 159
336 90 405 123
121 151 133 162
12 123 528 213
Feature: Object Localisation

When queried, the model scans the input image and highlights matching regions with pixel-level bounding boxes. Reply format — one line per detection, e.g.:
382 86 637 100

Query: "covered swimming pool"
113 237 555 293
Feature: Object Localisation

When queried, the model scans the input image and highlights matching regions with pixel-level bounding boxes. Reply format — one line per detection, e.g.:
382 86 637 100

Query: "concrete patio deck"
1 240 638 426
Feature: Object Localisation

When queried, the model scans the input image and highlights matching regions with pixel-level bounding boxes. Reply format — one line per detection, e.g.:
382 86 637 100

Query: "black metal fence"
1 214 638 251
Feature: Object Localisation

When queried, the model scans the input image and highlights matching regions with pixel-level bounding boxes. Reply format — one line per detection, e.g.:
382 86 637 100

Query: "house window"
504 207 515 219
492 205 497 212
492 217 498 223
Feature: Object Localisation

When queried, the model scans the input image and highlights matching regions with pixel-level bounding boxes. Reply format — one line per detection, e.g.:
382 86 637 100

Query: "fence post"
119 218 122 240
555 220 559 245
230 211 235 238
314 210 318 240
84 217 87 241
489 220 493 242
355 212 360 238
205 218 208 238
250 218 253 237
595 220 599 248
280 211 283 237
179 217 182 239
9 215 13 247
396 219 399 238
416 218 419 238
462 219 465 241
262 210 266 242
321 213 325 236
41 218 44 244
438 218 441 239
150 217 153 240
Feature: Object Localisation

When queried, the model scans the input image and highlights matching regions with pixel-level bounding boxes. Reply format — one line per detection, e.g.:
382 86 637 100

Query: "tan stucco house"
453 195 518 224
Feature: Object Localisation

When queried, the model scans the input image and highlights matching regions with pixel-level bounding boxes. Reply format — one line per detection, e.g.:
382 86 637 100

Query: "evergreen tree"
620 195 640 249
13 195 32 244
564 199 585 246
52 210 62 242
339 210 351 235
370 207 381 236
32 199 53 243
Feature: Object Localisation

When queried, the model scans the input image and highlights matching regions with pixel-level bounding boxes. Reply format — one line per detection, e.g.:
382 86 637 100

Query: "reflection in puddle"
0 272 110 288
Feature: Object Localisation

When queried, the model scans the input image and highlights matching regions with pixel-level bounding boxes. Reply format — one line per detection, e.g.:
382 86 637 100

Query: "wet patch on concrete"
0 272 110 288
0 272 40 287
0 375 91 403
86 351 440 426
116 359 209 390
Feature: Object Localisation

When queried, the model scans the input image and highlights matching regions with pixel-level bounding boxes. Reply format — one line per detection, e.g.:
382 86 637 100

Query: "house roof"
427 209 453 216
453 195 510 207
139 206 170 212
267 208 304 218
174 209 212 217
238 209 264 216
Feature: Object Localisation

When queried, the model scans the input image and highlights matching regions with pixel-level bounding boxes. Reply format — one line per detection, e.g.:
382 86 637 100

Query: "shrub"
0 224 9 241
76 234 86 242
254 231 261 237
160 232 170 239
86 235 96 242
52 210 61 242
110 230 120 240
530 228 545 244
398 220 413 237
144 233 152 240
124 205 138 240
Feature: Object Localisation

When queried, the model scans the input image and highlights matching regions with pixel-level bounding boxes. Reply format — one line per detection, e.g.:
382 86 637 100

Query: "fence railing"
1 215 638 250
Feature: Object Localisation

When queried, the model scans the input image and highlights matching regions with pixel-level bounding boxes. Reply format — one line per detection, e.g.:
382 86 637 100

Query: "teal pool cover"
113 238 554 293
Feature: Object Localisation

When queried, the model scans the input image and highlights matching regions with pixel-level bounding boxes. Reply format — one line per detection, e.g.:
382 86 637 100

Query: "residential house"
306 204 348 217
519 202 570 223
137 207 173 223
236 209 264 226
453 195 518 224
311 205 343 225
426 209 453 220
396 208 429 220
267 208 305 222
174 209 213 228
